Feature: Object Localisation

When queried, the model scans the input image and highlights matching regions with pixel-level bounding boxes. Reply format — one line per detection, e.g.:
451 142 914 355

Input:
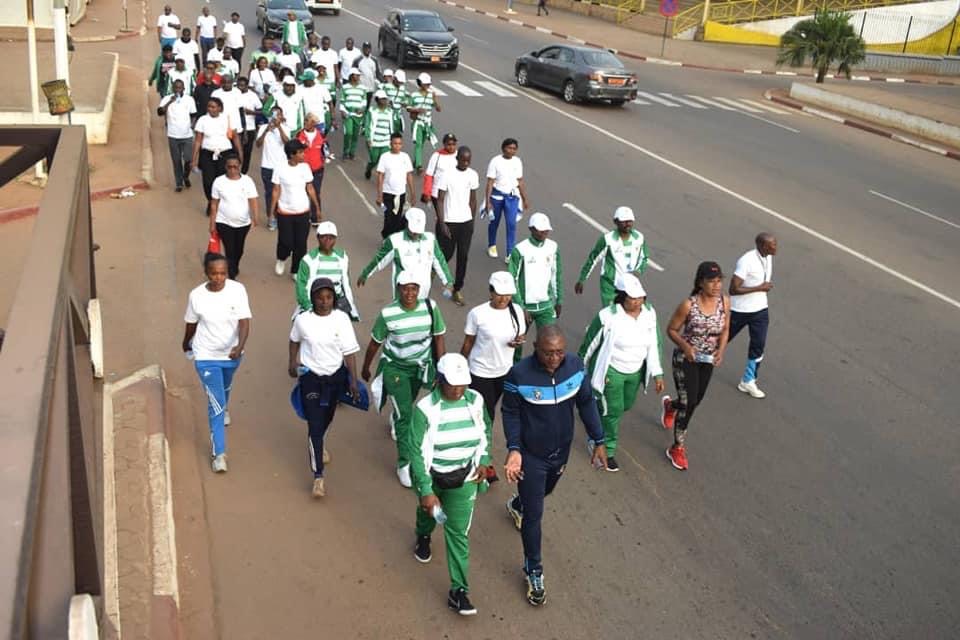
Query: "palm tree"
777 10 866 83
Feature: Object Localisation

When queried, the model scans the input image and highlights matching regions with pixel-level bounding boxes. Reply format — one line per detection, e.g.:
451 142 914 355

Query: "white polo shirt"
486 154 523 195
730 249 773 313
377 151 413 196
464 302 526 378
608 307 658 375
196 14 217 39
212 174 258 227
157 13 180 39
437 167 479 224
338 47 363 78
222 21 245 49
159 93 196 139
290 310 360 376
184 279 252 361
173 38 200 70
310 49 340 77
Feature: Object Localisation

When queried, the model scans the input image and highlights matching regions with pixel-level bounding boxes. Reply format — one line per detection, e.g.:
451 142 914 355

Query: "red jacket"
297 128 326 172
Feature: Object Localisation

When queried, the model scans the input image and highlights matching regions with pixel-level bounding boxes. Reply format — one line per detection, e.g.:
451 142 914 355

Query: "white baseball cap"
417 72 432 84
316 221 338 236
394 70 406 82
282 76 297 85
528 212 552 231
489 271 517 295
396 270 420 287
405 207 426 233
373 89 388 100
613 206 635 222
349 67 361 77
382 68 395 77
615 273 647 299
437 353 471 386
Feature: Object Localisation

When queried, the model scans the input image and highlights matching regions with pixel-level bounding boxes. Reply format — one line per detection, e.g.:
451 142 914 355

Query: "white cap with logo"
373 89 388 100
382 68 395 76
282 76 297 85
316 221 338 236
405 207 426 233
417 72 432 84
437 353 471 386
528 212 553 231
394 70 406 82
396 270 420 287
489 271 517 295
615 273 647 299
613 206 635 222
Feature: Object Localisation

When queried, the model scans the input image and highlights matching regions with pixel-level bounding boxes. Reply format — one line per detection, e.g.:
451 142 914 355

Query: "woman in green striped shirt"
361 271 446 487
409 353 493 616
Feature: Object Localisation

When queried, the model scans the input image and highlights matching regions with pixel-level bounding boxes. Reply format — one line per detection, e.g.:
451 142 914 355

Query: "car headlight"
450 38 458 46
403 36 416 44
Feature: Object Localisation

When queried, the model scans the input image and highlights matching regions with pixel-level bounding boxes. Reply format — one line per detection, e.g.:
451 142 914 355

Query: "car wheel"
610 99 625 107
562 80 576 104
397 46 406 69
516 65 529 87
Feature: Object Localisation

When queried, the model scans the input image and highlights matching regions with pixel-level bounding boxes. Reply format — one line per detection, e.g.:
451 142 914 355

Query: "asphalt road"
135 1 960 637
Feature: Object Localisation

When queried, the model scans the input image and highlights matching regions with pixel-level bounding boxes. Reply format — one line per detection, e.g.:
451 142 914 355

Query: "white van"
306 0 341 15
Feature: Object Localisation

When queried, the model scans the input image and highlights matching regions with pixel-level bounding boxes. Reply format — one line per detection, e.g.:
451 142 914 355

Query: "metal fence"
855 11 960 55
0 126 104 638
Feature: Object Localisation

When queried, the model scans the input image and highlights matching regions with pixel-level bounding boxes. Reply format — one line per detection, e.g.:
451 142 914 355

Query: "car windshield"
580 50 624 68
267 0 306 9
402 15 446 31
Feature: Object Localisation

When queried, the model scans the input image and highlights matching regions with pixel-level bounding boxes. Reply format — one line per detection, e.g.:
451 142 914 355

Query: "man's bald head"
755 232 778 256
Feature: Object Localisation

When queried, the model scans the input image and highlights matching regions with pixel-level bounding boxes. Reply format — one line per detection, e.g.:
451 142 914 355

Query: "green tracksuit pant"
514 304 558 362
416 481 478 591
598 366 642 458
383 360 423 469
366 145 389 176
342 114 362 157
599 277 617 307
412 121 431 171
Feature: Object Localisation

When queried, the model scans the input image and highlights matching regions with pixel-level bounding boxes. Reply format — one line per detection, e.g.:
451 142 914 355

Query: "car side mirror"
531 50 539 56
447 26 455 31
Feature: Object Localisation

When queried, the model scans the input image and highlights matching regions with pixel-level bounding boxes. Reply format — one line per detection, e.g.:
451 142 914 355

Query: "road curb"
435 0 960 86
0 181 151 225
764 89 960 161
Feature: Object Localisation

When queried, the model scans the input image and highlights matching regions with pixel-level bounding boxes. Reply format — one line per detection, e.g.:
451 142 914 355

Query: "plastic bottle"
184 350 195 361
431 504 447 525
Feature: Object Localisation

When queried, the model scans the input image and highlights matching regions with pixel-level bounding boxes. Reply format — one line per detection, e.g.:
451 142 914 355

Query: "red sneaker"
666 445 688 471
660 396 675 430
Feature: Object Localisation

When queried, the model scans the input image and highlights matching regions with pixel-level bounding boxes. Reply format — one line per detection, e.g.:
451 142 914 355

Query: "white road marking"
562 203 665 272
336 164 379 216
685 95 738 111
631 97 651 105
658 93 708 109
476 80 517 97
442 80 484 96
342 7 960 311
636 91 680 107
713 96 762 113
738 98 791 114
462 32 489 45
431 86 448 96
869 190 960 230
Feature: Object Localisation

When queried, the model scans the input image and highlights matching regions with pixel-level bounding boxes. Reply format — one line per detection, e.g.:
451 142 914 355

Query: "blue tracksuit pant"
729 308 769 383
195 359 241 456
510 447 568 574
487 189 520 255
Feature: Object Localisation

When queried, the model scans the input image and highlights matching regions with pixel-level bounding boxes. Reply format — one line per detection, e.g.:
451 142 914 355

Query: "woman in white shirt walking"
271 139 321 278
182 253 252 473
192 97 242 215
210 153 259 279
288 278 361 497
485 137 530 259
579 273 664 473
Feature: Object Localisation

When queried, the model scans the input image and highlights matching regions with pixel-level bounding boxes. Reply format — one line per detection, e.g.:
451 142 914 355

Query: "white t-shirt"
301 85 332 119
376 152 413 195
194 114 232 152
486 155 523 195
196 15 217 39
278 52 301 73
464 302 526 378
222 21 245 49
157 13 180 39
338 47 363 79
237 90 263 131
311 49 340 77
219 58 240 79
289 310 360 376
159 93 196 139
358 56 378 92
212 174 258 227
272 162 314 213
173 39 200 70
608 308 657 375
211 87 243 132
207 47 224 63
437 167 479 224
250 68 277 99
184 279 252 361
730 250 773 313
257 123 289 170
425 151 457 198
286 22 301 46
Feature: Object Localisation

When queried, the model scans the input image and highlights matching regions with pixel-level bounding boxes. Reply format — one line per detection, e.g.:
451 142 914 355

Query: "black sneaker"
184 176 191 188
364 167 372 180
606 457 620 472
447 588 477 616
525 569 546 606
414 535 431 563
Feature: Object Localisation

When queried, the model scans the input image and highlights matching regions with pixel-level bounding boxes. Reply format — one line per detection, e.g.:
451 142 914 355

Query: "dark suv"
378 9 459 69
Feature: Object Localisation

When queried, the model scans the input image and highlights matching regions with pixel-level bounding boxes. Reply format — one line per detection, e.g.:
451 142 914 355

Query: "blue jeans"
487 189 520 255
195 359 241 456
260 167 273 217
160 37 176 50
200 37 216 62
511 447 568 574
729 308 769 382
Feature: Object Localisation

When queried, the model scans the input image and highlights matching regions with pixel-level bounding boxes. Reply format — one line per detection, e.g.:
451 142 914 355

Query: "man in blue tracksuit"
502 325 607 607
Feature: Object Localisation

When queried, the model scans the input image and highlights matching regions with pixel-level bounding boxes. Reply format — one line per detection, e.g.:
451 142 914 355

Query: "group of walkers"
167 4 782 619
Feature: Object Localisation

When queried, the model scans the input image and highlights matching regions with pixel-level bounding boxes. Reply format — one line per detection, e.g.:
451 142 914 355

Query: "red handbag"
206 230 222 255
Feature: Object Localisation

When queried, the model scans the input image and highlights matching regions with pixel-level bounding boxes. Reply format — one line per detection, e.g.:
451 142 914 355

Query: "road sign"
659 0 678 17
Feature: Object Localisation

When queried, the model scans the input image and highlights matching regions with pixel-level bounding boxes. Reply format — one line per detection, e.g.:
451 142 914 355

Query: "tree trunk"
816 62 828 83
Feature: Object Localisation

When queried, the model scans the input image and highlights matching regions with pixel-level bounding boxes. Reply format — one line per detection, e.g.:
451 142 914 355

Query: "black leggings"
276 212 310 274
198 149 227 206
215 223 250 279
469 373 506 424
299 367 347 478
670 348 714 445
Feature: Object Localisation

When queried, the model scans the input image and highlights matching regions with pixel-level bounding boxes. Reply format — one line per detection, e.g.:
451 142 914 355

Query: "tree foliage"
777 10 867 83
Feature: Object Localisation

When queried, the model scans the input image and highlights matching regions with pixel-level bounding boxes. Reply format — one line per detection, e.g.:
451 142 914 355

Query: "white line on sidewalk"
476 80 517 97
442 80 484 96
336 164 379 216
658 93 708 109
562 203 665 272
869 190 960 230
635 91 680 107
738 98 790 115
341 7 960 311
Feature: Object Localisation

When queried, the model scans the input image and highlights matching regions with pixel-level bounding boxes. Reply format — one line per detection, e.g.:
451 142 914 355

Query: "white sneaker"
737 379 766 399
397 464 412 488
223 410 231 426
291 273 297 281
274 260 285 276
312 477 325 498
487 245 498 258
212 454 228 473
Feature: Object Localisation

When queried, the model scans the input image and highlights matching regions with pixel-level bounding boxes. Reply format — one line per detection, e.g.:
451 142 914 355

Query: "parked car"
305 0 341 16
256 0 315 39
378 9 459 70
514 45 638 105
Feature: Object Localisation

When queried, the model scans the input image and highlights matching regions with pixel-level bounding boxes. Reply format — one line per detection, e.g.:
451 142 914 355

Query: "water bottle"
431 504 447 525
441 288 453 300
184 350 195 361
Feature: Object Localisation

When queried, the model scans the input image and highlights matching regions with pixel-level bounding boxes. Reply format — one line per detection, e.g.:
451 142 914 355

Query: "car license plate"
430 56 440 62
608 78 626 86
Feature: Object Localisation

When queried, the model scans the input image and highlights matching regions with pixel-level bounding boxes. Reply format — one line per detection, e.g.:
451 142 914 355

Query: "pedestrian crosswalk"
424 80 798 117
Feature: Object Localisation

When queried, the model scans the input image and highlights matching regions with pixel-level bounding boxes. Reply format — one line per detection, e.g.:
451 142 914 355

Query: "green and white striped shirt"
364 106 393 147
371 299 445 365
410 388 492 498
338 82 367 117
408 90 435 125
295 247 358 319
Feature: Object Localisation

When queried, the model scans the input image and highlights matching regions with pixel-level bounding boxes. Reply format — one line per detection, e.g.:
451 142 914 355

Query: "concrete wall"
0 0 88 29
